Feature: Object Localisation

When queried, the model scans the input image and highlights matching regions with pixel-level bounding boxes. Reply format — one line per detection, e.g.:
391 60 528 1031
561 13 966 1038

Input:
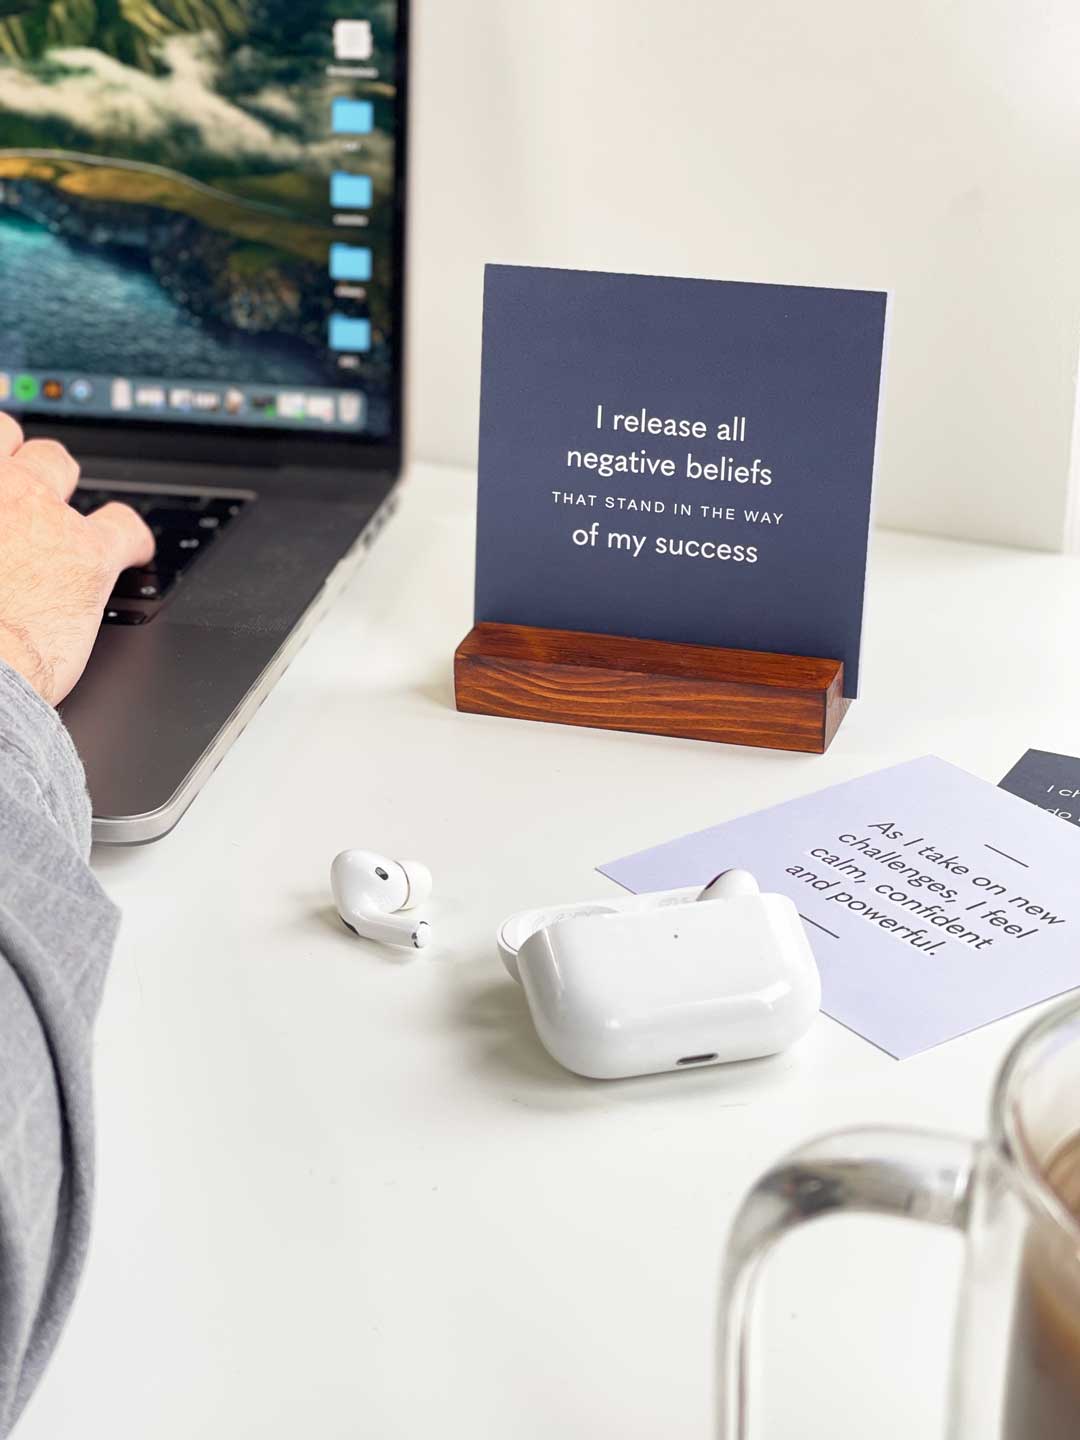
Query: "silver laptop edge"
91 481 401 845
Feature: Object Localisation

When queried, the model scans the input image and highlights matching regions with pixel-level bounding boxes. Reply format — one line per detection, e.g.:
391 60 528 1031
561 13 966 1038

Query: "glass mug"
719 993 1080 1438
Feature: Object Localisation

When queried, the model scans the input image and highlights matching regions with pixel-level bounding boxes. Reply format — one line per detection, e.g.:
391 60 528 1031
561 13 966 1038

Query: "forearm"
0 662 117 1435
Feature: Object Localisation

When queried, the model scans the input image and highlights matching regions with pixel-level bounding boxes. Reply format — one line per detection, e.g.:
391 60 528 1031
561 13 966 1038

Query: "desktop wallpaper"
0 0 398 433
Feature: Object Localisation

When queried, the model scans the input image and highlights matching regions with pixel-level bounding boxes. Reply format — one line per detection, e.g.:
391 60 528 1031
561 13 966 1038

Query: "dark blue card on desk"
473 265 888 695
1000 750 1080 828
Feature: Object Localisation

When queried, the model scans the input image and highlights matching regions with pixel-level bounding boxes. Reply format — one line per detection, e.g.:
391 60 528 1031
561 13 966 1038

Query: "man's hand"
0 413 155 705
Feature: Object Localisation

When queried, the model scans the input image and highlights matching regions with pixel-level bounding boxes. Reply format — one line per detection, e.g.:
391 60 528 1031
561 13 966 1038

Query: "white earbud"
331 850 433 949
697 869 761 900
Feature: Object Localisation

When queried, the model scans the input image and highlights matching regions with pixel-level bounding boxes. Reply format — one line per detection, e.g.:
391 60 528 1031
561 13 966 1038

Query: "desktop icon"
306 394 335 423
41 378 63 401
70 378 93 403
329 243 372 282
224 387 245 415
329 314 371 352
250 394 276 417
135 384 166 409
169 387 193 411
331 98 374 135
111 378 133 410
13 374 38 403
193 390 222 412
0 374 9 402
333 18 373 60
338 392 363 425
277 392 307 420
330 172 373 209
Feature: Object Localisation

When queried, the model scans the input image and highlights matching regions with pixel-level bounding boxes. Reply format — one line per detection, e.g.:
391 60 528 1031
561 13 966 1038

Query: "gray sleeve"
0 662 118 1435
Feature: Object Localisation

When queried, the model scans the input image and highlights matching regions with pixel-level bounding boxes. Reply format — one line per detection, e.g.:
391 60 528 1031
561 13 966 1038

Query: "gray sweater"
0 661 117 1434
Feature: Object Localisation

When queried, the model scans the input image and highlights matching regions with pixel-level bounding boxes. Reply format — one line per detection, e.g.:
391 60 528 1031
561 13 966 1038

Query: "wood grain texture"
454 624 849 754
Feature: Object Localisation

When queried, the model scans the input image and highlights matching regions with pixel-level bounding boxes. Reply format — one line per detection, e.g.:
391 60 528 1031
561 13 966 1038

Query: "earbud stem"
343 907 431 949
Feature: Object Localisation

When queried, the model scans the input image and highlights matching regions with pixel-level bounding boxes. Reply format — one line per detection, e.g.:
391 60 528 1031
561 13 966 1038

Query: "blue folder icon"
329 243 372 282
332 98 374 135
329 314 371 351
330 172 372 209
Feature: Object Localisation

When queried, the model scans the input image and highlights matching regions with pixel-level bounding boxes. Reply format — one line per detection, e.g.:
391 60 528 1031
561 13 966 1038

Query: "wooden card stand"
454 623 849 754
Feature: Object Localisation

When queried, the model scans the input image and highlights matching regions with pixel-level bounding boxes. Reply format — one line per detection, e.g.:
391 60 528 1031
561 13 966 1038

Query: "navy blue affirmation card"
1000 750 1080 828
473 265 888 696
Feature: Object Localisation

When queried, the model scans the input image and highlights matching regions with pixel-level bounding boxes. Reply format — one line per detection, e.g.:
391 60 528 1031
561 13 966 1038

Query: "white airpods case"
499 882 820 1080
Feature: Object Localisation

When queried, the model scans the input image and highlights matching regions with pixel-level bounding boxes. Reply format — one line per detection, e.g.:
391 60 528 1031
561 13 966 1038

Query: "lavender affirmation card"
601 757 1080 1059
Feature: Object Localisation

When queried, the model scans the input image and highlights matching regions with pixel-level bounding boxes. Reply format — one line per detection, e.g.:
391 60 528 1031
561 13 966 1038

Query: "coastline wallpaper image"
0 0 396 428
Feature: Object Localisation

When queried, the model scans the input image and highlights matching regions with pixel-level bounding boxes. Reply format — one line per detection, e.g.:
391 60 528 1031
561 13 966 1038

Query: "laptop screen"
0 0 402 439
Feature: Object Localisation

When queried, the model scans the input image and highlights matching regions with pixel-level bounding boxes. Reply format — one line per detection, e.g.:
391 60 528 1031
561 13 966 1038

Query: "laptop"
0 1 409 843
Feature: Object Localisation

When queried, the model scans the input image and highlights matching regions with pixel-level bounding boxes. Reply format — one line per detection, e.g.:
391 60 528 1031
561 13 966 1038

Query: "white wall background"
405 0 1080 551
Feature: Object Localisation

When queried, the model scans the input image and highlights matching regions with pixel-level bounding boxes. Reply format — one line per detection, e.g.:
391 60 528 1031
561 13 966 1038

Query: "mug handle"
718 1127 978 1438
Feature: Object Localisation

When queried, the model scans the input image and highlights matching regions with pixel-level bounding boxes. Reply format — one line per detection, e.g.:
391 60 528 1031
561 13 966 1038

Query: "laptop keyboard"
70 487 249 625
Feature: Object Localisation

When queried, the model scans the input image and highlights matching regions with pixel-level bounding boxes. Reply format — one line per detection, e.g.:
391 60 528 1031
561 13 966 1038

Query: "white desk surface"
19 462 1080 1439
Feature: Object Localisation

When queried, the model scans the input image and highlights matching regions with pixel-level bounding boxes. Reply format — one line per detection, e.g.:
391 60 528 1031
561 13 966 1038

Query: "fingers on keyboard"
72 487 247 623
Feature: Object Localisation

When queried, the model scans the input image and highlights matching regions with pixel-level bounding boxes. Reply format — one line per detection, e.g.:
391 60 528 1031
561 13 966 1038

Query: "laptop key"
113 569 161 600
104 608 151 626
143 505 213 536
204 498 243 519
152 536 201 570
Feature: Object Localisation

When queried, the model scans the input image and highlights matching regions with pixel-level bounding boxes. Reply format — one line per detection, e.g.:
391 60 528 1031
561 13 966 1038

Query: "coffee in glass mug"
1003 1133 1080 1437
718 995 1080 1438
